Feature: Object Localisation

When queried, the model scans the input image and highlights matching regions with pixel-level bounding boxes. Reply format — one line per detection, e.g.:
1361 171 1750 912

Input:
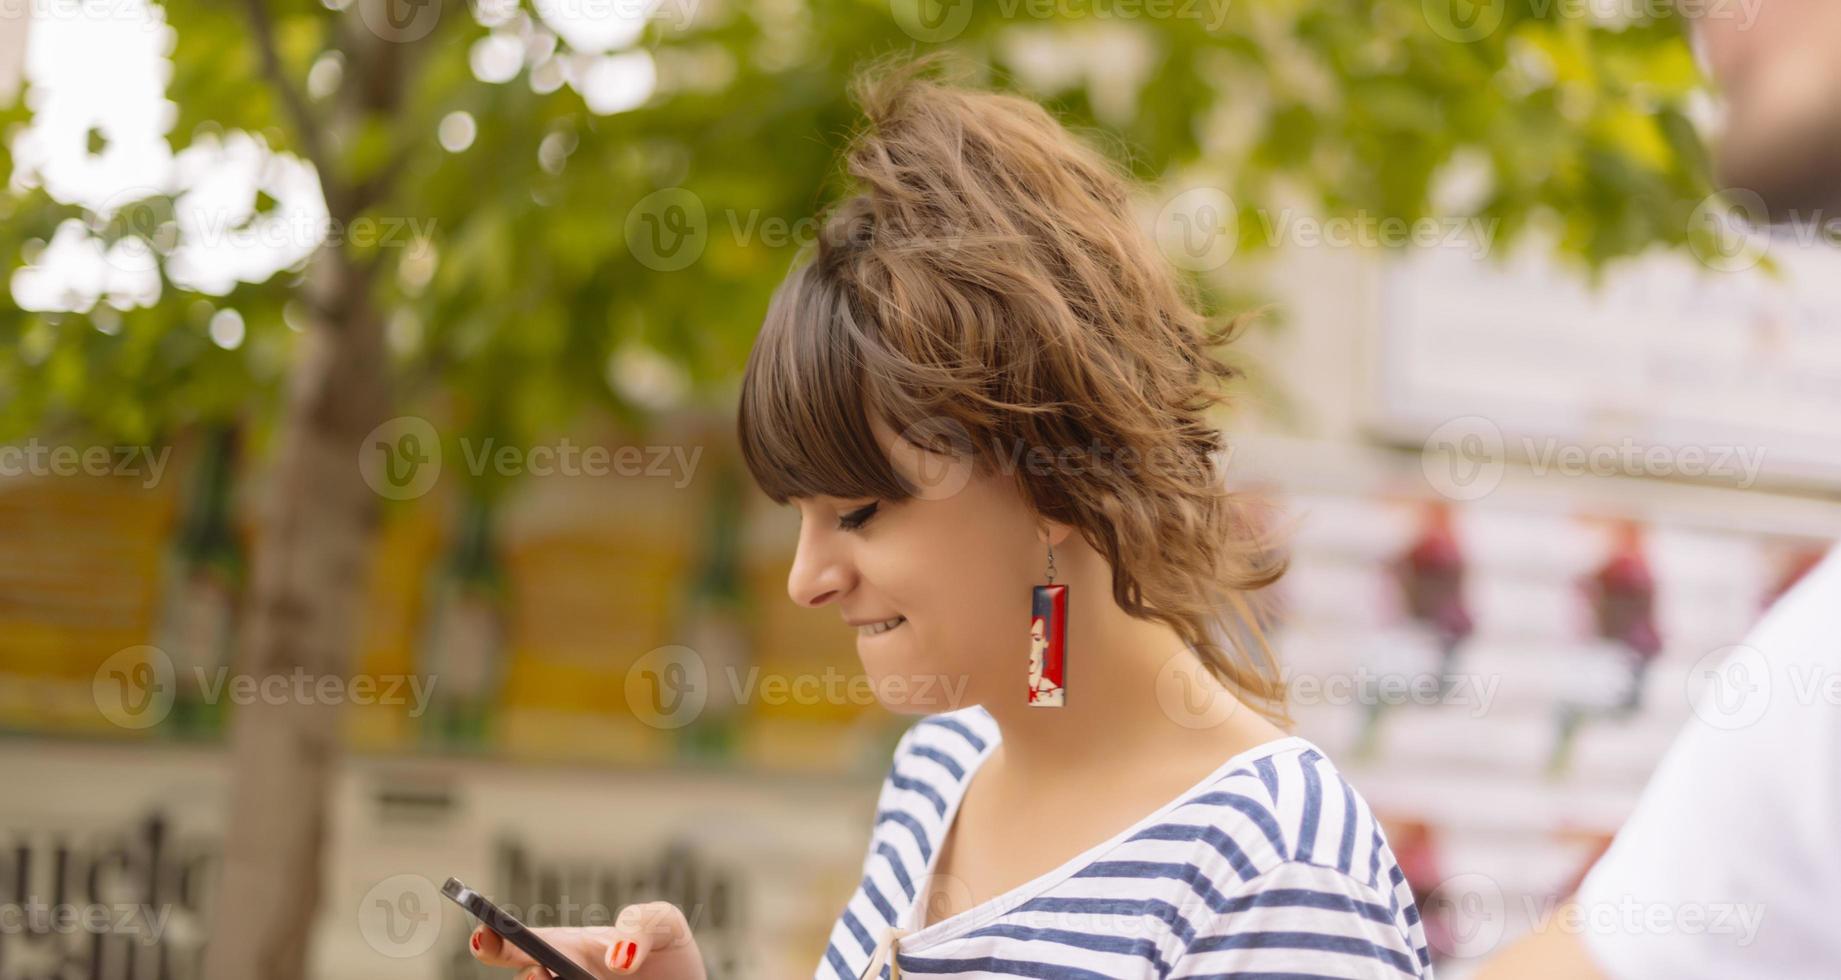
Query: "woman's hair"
737 52 1290 725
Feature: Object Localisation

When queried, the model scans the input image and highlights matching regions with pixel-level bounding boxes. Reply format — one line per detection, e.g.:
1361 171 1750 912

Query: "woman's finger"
470 925 610 975
602 902 695 975
470 926 531 968
464 906 702 978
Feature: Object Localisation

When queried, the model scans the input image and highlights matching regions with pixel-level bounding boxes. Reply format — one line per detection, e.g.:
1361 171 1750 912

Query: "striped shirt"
818 705 1433 979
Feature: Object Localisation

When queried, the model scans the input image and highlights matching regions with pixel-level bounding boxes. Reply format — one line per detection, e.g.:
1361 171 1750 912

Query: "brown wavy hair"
736 52 1290 725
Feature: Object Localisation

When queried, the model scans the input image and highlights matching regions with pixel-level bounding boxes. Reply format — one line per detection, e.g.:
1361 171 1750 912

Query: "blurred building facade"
2 219 1839 979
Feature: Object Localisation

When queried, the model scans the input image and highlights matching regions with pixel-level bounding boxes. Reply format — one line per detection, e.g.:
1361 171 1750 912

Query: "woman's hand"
467 901 707 980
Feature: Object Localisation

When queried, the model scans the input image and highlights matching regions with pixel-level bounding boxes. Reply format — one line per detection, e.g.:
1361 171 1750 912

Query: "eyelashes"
837 502 879 531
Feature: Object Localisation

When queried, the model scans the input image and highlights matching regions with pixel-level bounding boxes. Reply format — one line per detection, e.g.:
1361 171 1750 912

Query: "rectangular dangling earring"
1028 543 1067 707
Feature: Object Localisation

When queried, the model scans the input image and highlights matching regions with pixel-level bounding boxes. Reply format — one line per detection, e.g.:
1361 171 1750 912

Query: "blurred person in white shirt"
1480 2 1841 977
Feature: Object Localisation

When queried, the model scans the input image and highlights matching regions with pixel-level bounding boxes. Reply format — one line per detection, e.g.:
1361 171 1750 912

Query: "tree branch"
241 0 341 212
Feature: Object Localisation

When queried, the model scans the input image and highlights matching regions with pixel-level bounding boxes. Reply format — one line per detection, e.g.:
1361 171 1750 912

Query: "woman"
469 53 1432 979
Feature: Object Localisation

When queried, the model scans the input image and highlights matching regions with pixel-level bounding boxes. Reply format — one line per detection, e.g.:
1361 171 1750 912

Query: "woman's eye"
837 502 879 531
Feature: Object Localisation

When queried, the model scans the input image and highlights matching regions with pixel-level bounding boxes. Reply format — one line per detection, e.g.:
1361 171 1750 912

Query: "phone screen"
441 877 599 980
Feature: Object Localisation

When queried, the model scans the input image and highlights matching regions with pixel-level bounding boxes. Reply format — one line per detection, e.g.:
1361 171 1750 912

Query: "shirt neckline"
895 707 1317 948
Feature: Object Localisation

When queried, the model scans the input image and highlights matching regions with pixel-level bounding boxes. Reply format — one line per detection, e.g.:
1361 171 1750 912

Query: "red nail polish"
621 942 637 969
472 932 482 951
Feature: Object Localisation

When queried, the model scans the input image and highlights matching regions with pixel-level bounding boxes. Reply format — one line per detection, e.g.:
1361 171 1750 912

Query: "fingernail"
471 930 482 952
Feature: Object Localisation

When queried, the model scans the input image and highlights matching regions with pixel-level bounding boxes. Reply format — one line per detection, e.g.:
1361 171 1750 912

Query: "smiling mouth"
858 616 907 636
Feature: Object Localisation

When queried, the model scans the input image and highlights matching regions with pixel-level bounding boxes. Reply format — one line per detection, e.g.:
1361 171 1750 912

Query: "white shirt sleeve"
1575 546 1841 980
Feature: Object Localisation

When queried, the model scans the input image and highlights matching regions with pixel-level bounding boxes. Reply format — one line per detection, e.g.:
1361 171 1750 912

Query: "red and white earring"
1028 542 1067 707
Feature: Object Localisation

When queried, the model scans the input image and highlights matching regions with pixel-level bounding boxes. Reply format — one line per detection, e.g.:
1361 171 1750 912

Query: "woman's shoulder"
1157 738 1434 976
895 704 1000 759
875 705 999 800
1159 737 1407 893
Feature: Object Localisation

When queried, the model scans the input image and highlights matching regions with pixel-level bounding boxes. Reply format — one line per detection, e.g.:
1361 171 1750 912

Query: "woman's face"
785 414 1042 714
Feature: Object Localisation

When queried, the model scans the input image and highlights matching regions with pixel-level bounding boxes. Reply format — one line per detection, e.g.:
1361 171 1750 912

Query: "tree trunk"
202 248 388 980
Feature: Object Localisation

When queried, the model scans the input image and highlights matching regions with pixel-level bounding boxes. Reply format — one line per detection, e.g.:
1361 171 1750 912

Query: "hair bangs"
737 261 913 506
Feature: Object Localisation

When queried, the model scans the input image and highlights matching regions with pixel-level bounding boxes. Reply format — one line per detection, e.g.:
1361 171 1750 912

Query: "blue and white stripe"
817 705 1433 979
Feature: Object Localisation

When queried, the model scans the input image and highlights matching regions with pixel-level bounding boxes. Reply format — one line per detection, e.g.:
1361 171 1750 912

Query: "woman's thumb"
603 901 693 974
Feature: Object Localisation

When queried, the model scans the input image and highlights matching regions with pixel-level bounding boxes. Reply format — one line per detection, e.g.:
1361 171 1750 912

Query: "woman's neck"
977 583 1287 779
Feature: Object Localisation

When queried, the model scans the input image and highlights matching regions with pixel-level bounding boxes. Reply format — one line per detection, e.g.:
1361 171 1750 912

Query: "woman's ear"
1038 521 1074 550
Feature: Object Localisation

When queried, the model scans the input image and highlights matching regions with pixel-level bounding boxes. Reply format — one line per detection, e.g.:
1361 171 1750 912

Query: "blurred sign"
1374 240 1841 490
0 740 875 980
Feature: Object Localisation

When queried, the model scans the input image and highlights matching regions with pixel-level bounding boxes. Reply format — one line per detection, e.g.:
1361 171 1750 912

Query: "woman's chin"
854 644 973 714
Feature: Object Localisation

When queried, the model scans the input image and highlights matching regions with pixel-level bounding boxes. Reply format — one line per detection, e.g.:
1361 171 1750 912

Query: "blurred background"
1 0 1837 978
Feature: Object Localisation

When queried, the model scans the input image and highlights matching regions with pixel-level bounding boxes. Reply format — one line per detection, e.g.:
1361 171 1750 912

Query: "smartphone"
442 877 599 980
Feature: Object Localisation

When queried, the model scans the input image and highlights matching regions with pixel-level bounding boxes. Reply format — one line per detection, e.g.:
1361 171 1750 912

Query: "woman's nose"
787 525 852 608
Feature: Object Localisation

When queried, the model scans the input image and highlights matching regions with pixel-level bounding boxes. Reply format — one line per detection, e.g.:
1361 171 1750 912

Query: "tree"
0 1 1714 977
